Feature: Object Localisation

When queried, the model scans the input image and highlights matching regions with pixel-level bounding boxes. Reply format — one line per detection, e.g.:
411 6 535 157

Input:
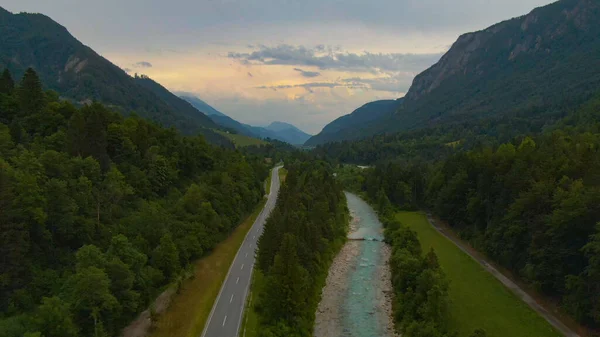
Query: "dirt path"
425 214 580 337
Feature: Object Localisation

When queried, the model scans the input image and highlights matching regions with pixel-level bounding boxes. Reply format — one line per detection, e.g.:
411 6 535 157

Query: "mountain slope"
309 0 600 145
397 0 600 128
179 95 259 138
179 94 227 117
305 99 402 145
179 95 311 144
0 7 228 144
264 122 311 144
134 76 217 128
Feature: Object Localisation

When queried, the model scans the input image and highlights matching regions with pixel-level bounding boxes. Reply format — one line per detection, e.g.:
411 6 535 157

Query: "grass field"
241 270 265 337
149 199 267 337
278 167 287 184
396 211 561 337
216 130 266 147
265 170 272 195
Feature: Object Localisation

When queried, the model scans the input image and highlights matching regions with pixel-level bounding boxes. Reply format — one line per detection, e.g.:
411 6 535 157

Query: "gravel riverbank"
314 198 398 337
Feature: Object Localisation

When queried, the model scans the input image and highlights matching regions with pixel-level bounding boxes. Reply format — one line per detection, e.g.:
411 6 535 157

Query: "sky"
3 0 555 134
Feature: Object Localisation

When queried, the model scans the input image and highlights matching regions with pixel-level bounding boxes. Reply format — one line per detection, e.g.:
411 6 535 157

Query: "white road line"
230 294 234 303
236 277 240 284
241 264 244 270
245 253 248 257
253 235 255 239
201 166 282 337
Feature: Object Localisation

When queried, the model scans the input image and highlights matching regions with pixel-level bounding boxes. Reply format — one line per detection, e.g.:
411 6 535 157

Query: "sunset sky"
3 0 554 133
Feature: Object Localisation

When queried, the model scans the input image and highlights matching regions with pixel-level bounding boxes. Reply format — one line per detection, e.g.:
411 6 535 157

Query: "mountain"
265 121 299 132
179 95 311 145
179 94 227 117
305 99 402 146
134 77 217 128
308 0 600 145
264 122 312 144
0 7 230 145
179 95 259 138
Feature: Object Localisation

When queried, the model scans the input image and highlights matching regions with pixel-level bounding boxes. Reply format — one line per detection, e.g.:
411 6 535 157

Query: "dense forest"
253 160 348 337
344 95 600 329
385 219 455 337
313 103 577 165
0 68 269 337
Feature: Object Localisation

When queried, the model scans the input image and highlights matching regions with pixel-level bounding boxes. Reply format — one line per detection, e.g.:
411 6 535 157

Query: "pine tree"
82 103 110 171
17 68 44 116
260 234 309 325
0 69 15 94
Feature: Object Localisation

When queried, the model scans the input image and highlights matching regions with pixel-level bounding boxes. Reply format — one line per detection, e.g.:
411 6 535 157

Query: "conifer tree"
0 69 15 94
17 68 44 116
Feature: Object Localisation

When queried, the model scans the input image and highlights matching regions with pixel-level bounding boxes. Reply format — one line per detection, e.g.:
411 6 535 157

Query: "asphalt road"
201 166 282 337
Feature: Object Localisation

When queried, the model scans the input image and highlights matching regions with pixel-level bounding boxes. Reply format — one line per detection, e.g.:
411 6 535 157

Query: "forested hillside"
313 105 563 165
0 68 268 337
309 0 600 145
0 8 228 144
346 95 600 330
305 99 402 146
253 160 348 336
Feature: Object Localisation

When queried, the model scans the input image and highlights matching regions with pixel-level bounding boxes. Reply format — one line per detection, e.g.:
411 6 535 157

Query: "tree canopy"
0 68 269 337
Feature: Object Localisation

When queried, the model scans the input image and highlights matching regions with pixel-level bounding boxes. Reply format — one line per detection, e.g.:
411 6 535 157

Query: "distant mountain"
265 121 298 132
179 95 259 139
0 7 230 145
305 99 402 146
308 0 600 145
179 94 227 117
179 95 311 145
264 122 312 145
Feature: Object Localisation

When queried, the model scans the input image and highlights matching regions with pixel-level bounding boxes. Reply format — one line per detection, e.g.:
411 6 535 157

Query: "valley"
1 0 600 337
398 212 568 337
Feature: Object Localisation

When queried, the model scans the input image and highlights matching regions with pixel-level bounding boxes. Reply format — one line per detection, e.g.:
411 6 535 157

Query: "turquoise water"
342 192 388 337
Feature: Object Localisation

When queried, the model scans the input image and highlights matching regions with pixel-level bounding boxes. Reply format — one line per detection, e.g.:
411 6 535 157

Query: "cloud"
256 82 347 90
255 72 413 94
340 73 416 93
133 61 153 68
228 44 442 74
294 68 321 78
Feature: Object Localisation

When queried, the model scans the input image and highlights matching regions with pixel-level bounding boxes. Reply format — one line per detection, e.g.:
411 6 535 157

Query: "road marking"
245 253 248 257
200 166 282 337
236 277 239 284
230 294 234 303
241 264 244 270
253 235 255 239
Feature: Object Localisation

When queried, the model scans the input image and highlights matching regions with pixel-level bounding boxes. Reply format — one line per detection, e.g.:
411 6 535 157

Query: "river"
313 192 396 337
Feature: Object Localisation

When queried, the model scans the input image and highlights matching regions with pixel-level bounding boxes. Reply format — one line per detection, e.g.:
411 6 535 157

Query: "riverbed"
314 192 397 337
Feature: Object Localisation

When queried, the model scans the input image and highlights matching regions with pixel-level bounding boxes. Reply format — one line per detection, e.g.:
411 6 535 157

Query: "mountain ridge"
305 99 403 146
179 94 311 144
307 0 600 145
0 7 231 145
